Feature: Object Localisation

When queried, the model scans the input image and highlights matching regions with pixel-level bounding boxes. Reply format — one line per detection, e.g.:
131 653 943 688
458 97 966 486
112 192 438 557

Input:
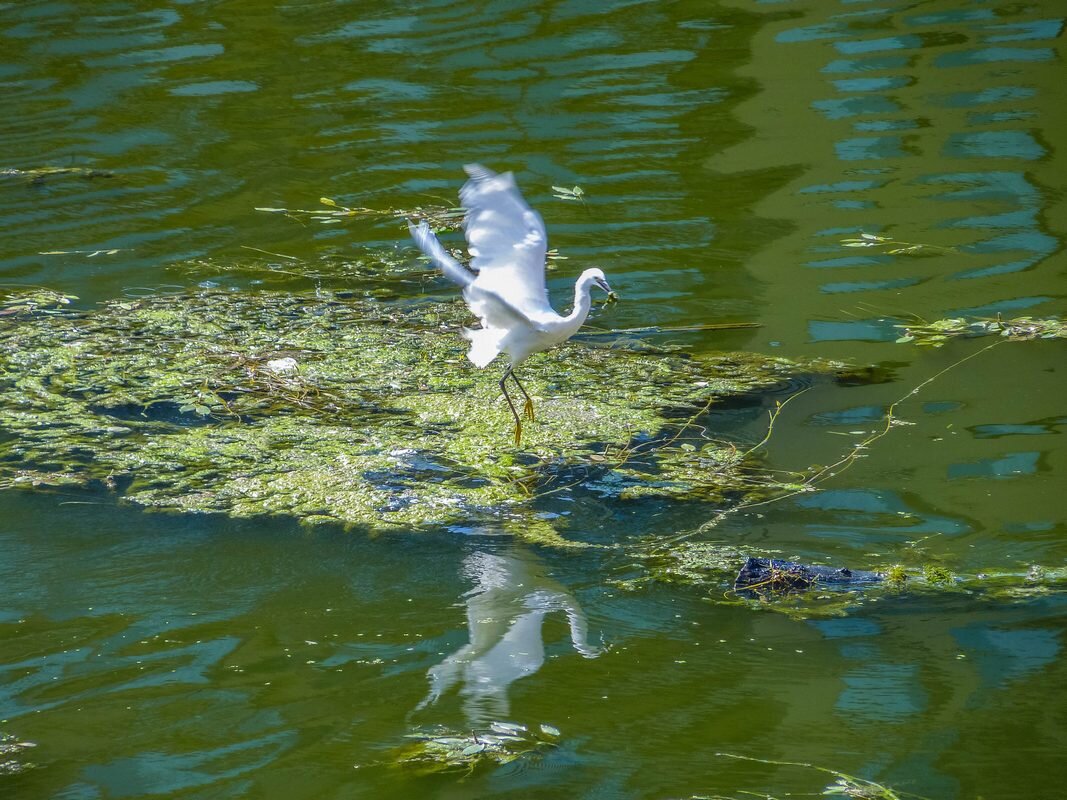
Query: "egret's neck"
562 273 596 332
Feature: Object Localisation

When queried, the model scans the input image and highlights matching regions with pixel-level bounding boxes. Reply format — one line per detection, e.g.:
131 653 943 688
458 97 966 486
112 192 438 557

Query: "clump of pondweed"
0 288 76 316
921 564 954 585
611 539 749 590
0 732 37 775
393 722 561 775
883 564 909 588
896 315 1066 347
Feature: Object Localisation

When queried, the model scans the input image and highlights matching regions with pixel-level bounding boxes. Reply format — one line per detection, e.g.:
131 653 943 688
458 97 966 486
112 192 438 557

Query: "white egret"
409 164 614 445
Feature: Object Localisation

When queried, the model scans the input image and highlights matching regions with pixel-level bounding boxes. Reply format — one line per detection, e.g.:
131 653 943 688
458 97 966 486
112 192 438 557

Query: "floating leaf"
551 184 585 201
840 233 955 256
40 249 124 257
490 722 526 735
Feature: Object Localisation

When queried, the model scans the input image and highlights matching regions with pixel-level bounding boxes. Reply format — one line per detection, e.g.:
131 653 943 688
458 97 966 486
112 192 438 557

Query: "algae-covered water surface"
0 286 835 537
2 2 1065 799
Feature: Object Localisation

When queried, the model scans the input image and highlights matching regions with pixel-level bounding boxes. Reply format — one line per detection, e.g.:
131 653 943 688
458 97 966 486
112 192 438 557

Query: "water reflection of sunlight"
720 0 1064 352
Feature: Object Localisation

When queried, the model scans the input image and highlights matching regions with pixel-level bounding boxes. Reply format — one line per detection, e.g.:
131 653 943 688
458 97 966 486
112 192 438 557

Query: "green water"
1 1 1065 797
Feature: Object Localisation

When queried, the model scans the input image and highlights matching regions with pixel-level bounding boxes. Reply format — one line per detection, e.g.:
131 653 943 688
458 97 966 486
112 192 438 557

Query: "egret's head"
584 267 614 297
585 267 617 302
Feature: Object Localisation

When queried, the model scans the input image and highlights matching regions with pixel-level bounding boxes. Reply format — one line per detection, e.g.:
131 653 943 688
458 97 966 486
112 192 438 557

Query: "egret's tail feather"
462 327 504 368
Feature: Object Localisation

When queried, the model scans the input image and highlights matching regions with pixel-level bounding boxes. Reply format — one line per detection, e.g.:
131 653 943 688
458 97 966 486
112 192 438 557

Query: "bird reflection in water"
417 547 601 725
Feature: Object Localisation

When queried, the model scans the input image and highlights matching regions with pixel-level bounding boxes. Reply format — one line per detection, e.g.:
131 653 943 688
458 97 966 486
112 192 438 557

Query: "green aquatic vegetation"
0 165 113 185
614 541 869 618
921 564 954 585
947 564 1067 601
616 537 1021 618
551 184 585 202
180 248 430 290
0 289 77 316
840 232 955 256
651 334 1055 605
707 753 924 800
256 196 465 231
0 287 834 538
394 722 560 775
653 547 1062 616
715 588 866 620
0 732 37 775
614 540 749 589
896 315 1066 346
883 564 908 588
989 566 1067 600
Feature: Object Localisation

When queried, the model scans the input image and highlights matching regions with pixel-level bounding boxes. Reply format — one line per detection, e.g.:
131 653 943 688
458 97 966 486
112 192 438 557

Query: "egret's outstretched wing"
408 216 544 365
408 220 474 287
460 164 553 317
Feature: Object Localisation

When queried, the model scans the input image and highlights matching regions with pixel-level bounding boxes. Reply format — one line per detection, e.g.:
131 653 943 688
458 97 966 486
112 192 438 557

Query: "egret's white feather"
462 326 506 369
459 165 554 319
407 164 614 442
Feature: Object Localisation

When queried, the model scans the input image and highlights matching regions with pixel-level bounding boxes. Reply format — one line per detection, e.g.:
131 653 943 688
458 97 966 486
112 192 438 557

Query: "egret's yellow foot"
514 420 523 446
523 398 535 421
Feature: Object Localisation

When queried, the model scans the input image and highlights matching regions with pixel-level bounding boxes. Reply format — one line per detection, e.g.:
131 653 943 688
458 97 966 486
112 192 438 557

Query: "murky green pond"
2 1 1064 797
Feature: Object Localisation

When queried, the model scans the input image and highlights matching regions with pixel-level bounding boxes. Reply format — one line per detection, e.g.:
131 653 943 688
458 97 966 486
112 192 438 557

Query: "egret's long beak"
595 277 618 303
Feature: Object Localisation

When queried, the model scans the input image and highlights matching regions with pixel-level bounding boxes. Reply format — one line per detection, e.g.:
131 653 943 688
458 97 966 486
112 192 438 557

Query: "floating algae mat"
0 288 834 538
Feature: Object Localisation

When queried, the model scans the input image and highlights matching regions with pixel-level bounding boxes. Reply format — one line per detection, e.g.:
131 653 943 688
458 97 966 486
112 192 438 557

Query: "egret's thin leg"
510 371 536 421
499 368 523 445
